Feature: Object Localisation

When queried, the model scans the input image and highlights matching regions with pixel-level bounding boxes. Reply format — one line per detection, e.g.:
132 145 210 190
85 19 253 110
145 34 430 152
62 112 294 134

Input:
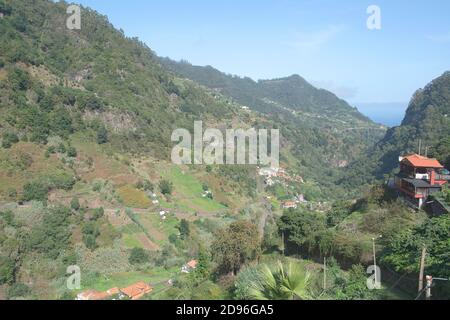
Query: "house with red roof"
181 259 198 273
76 290 112 301
394 154 450 208
282 201 298 210
77 283 152 301
119 282 153 300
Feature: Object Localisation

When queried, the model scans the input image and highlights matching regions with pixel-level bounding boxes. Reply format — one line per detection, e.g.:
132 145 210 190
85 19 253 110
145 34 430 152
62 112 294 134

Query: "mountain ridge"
160 58 375 125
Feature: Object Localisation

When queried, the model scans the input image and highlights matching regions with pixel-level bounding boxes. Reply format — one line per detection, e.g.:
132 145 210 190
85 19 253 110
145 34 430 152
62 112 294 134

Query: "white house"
258 167 279 177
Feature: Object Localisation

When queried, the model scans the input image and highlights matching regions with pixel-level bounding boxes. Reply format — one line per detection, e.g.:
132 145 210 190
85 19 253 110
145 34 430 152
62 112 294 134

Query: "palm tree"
248 261 312 300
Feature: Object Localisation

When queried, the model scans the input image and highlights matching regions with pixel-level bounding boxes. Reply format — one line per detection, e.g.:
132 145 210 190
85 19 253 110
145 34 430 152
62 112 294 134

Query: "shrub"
82 222 100 250
129 248 150 265
57 143 66 154
159 179 173 195
80 95 103 111
22 181 48 202
143 180 154 192
2 132 19 149
50 109 73 137
70 197 80 211
8 68 30 91
96 126 108 144
168 233 178 244
11 14 27 33
25 206 72 259
179 219 190 240
67 146 77 158
7 283 30 299
47 146 56 154
83 234 97 250
0 256 15 285
91 207 104 220
45 173 76 191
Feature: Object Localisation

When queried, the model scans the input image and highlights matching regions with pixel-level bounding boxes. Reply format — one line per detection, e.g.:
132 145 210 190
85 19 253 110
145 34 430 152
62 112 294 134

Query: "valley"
0 0 448 301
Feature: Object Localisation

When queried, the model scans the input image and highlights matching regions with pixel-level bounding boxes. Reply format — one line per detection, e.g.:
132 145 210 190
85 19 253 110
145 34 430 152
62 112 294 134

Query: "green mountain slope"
0 0 251 157
0 0 446 302
341 71 450 188
160 59 372 124
160 59 387 197
0 0 386 201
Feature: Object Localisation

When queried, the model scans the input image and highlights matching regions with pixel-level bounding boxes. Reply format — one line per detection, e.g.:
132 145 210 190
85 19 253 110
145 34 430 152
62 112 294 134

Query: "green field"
160 166 227 213
81 268 179 293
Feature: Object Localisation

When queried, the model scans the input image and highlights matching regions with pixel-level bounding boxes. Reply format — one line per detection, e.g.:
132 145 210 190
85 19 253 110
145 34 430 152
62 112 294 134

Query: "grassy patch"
122 233 144 248
160 166 226 213
82 268 178 293
138 213 179 246
117 185 151 208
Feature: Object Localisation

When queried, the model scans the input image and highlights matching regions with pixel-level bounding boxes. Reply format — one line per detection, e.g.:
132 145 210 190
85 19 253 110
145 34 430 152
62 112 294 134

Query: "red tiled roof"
187 260 197 269
282 201 297 207
120 282 152 300
402 154 444 168
78 290 110 301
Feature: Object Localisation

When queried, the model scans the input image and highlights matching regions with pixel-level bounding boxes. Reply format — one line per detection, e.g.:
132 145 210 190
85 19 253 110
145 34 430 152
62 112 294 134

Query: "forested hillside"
342 72 450 188
0 0 447 301
161 59 387 197
0 0 249 158
0 0 387 201
160 59 371 123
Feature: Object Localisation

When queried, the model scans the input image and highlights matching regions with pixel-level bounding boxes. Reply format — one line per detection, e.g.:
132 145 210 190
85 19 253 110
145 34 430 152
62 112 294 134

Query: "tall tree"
211 220 261 276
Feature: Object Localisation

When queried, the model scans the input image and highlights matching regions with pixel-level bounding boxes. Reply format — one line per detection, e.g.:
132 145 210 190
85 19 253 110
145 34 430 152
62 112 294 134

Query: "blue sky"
73 0 450 109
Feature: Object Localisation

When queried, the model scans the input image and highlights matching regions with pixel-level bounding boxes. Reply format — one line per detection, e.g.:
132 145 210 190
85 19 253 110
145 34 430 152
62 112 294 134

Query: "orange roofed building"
77 283 152 301
394 154 450 208
76 290 112 301
282 201 298 209
119 282 152 300
182 259 198 273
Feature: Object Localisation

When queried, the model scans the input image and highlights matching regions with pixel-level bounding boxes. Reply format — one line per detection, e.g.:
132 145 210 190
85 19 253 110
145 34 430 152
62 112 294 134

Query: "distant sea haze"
353 102 408 127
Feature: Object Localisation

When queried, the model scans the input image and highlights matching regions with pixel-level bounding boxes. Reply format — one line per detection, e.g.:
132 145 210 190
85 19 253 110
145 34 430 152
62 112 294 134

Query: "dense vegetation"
342 72 450 187
161 58 387 198
0 0 448 301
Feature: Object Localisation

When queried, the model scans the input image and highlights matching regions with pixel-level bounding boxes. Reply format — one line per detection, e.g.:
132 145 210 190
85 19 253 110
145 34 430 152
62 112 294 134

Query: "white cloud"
312 80 358 100
284 25 345 51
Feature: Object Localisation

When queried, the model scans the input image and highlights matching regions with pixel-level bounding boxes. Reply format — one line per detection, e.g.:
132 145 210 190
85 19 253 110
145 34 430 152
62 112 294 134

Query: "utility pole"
426 275 432 300
418 247 427 293
323 257 327 291
372 235 382 289
418 139 422 155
